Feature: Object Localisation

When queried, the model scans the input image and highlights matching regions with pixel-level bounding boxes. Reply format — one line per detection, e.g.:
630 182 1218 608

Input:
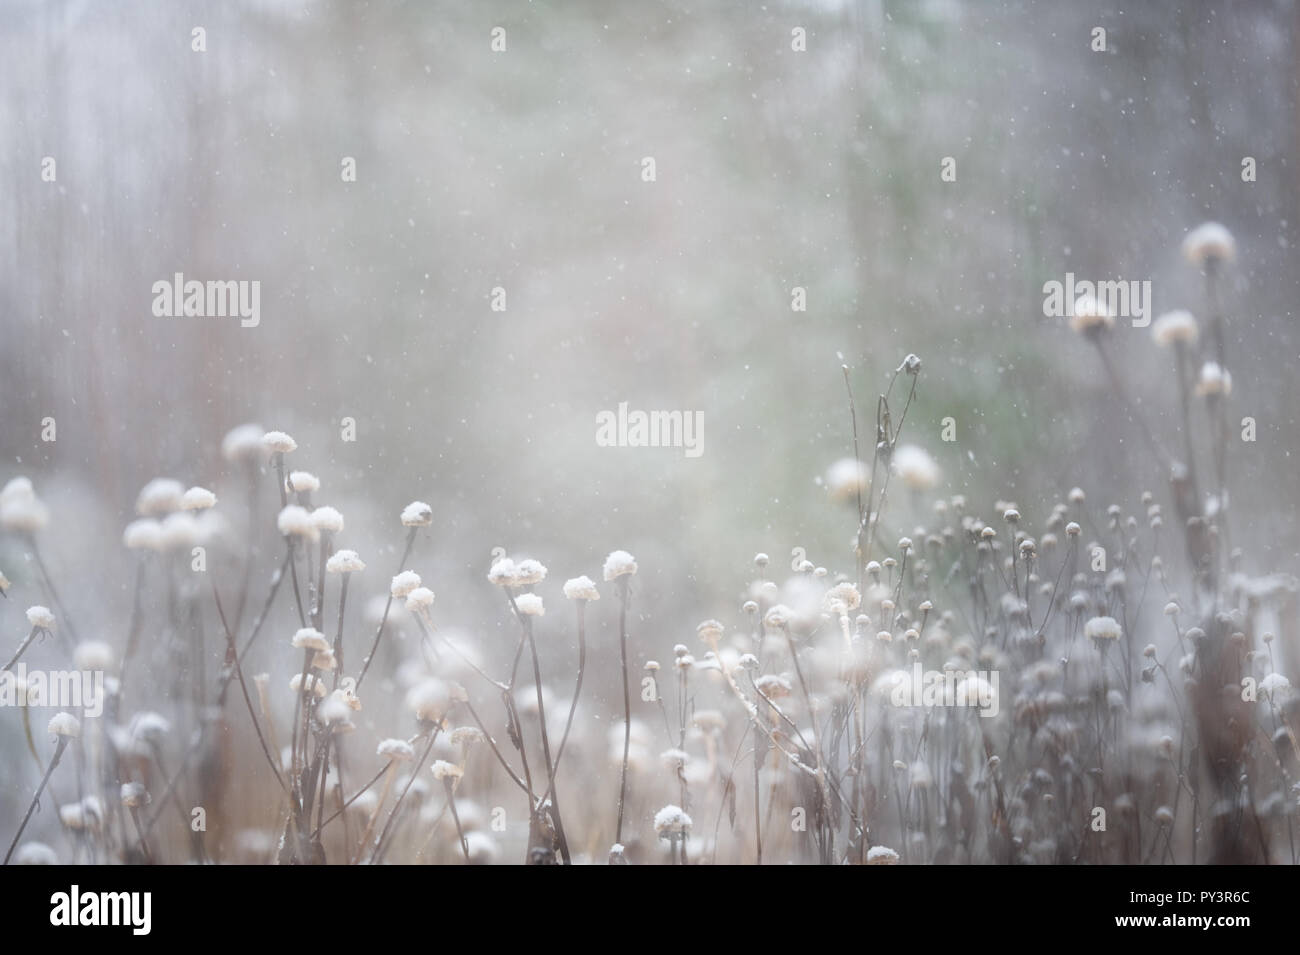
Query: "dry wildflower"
130 712 171 743
866 845 900 865
120 782 149 808
1195 361 1232 397
47 712 80 738
73 641 113 671
562 575 600 600
1151 310 1199 347
136 478 184 516
377 738 415 762
826 457 869 503
763 604 792 628
1259 672 1291 700
179 486 217 511
291 627 330 652
1069 294 1115 335
311 506 344 533
696 619 725 643
276 505 318 540
514 593 544 616
406 678 450 722
432 760 464 782
603 550 638 580
261 430 297 454
159 512 202 550
1182 221 1236 267
401 500 433 527
221 423 265 461
653 804 692 836
487 557 516 587
326 549 366 574
450 726 484 746
12 843 57 865
513 558 548 587
287 470 320 493
755 674 792 698
1154 806 1175 826
1084 617 1122 642
26 605 55 631
122 519 163 551
290 673 328 699
391 570 422 598
405 587 436 612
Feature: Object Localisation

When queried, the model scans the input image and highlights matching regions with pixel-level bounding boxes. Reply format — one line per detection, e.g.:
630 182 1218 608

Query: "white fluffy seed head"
401 501 433 527
311 506 344 533
13 842 57 865
287 471 320 493
1151 310 1199 347
48 711 80 738
135 478 184 516
291 628 330 652
289 673 328 698
73 641 113 671
277 505 319 540
406 678 450 723
603 550 638 581
26 605 55 631
514 593 544 617
160 512 202 551
866 845 900 865
1085 616 1123 642
377 738 415 762
1069 295 1116 334
431 760 464 782
513 559 548 587
653 804 692 835
221 423 266 462
1195 361 1232 397
261 430 297 454
120 782 149 808
1182 221 1236 267
826 457 869 503
122 519 163 551
326 549 365 574
391 570 422 598
892 444 940 491
405 587 435 611
179 486 217 511
562 576 600 601
487 558 516 587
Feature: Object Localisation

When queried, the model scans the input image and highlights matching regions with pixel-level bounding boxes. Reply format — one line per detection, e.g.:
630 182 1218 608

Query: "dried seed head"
180 486 217 511
261 430 298 454
391 570 422 598
326 549 365 574
311 506 344 534
26 605 55 631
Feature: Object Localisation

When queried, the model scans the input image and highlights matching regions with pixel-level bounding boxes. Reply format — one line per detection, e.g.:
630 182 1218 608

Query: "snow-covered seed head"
120 782 149 809
261 430 297 454
0 485 48 533
391 570 422 598
1143 644 1157 658
513 558 548 587
277 505 319 541
400 501 433 527
159 512 202 551
1065 521 1081 536
897 537 913 552
1195 361 1232 397
1151 310 1199 347
763 604 792 629
451 726 484 747
291 628 330 652
742 600 759 614
326 549 365 574
431 760 464 782
180 486 217 511
487 557 516 587
26 605 55 631
1154 806 1174 826
753 552 770 569
221 423 266 462
1069 294 1115 335
312 648 337 671
48 712 80 738
405 587 435 612
562 576 600 601
331 685 362 712
603 550 638 581
13 843 57 865
1259 672 1291 700
892 444 940 491
1182 221 1236 268
653 804 692 837
377 738 415 762
866 845 900 865
406 678 451 723
73 641 113 671
644 660 661 672
130 712 171 743
290 673 328 698
754 674 791 698
1003 508 1020 524
826 457 869 503
696 619 725 644
311 506 344 534
287 471 319 493
514 593 544 617
1084 616 1123 642
135 478 184 516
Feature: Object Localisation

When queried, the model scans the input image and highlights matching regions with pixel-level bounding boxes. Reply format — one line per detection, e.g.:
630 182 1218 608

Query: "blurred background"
1 0 1298 748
